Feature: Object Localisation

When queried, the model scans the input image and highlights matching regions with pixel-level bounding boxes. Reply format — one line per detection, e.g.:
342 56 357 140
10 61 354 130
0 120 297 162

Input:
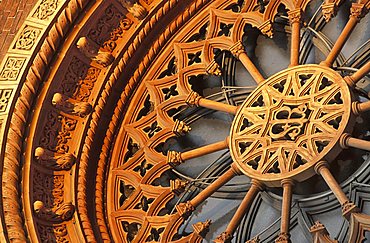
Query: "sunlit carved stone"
342 201 360 220
229 65 352 186
310 221 338 243
192 219 211 238
76 37 114 67
34 147 75 170
52 93 92 117
170 179 188 195
34 201 75 223
258 20 273 38
173 120 191 136
166 151 183 166
275 232 290 243
229 41 245 58
246 236 260 243
185 91 202 107
214 232 233 243
288 9 302 24
175 201 195 219
206 60 222 76
321 3 337 22
350 3 367 21
118 0 148 20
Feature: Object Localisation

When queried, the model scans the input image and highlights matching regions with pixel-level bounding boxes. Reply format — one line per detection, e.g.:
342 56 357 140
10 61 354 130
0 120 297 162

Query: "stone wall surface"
0 0 38 61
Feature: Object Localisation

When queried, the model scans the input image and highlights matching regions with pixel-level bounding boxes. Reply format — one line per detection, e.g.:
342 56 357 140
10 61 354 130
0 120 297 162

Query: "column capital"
229 41 245 59
350 3 367 21
185 91 202 107
166 151 183 166
288 9 302 24
314 161 329 175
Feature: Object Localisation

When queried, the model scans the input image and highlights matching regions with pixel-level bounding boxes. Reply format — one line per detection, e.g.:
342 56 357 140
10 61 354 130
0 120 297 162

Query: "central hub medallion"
229 65 353 186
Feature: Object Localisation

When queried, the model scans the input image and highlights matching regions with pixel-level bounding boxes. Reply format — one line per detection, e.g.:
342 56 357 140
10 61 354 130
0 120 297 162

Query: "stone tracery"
0 0 369 242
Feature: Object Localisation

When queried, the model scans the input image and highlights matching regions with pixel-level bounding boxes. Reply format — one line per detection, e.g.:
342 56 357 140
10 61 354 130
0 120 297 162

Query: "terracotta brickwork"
0 0 38 61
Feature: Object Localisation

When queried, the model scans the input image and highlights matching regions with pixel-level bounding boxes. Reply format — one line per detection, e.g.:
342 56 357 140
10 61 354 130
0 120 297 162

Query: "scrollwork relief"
60 56 100 102
39 110 77 153
87 4 133 52
33 171 64 209
37 224 70 243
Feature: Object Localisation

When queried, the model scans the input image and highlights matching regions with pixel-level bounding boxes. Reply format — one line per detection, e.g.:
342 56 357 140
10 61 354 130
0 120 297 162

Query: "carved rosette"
229 65 352 185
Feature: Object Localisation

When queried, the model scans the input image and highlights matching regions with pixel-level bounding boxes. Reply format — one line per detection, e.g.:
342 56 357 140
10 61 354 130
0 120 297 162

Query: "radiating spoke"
167 137 229 166
275 179 294 243
229 41 265 84
344 61 370 87
288 9 302 67
321 2 368 67
314 161 359 219
214 180 263 243
175 164 241 219
340 133 370 151
186 91 239 114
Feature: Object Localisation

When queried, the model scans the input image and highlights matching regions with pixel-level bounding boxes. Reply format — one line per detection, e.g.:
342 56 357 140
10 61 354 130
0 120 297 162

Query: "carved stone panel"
13 25 42 51
87 4 133 52
0 56 27 81
0 89 13 114
32 0 59 20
